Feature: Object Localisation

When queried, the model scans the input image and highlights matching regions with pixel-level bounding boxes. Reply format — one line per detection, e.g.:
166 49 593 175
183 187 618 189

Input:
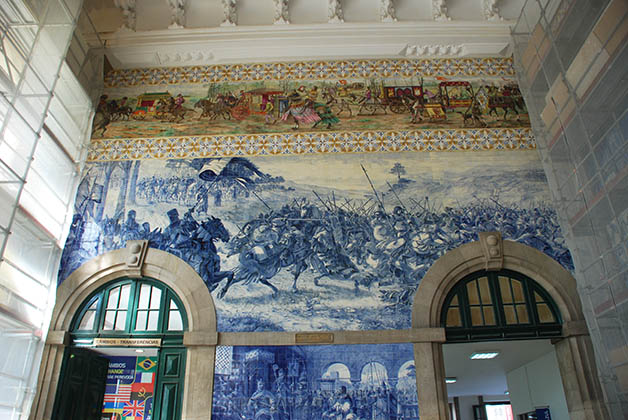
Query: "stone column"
182 332 218 420
28 332 68 420
413 342 449 420
554 332 610 420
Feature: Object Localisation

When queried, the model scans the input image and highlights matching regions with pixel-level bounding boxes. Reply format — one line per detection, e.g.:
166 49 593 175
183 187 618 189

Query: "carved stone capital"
483 0 503 21
45 330 70 346
478 231 503 271
562 320 590 337
114 0 137 31
328 0 344 24
166 0 187 29
221 0 237 26
432 0 450 22
380 0 397 23
273 0 290 24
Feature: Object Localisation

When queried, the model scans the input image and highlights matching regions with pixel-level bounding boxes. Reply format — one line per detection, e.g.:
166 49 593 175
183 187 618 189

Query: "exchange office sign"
93 338 162 347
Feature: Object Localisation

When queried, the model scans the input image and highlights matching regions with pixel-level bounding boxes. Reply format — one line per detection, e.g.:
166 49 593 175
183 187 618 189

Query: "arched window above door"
71 278 188 338
441 270 562 342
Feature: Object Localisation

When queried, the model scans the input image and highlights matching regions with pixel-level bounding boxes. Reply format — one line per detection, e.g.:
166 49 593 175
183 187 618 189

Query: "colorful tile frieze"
95 57 529 155
87 128 536 162
105 57 515 88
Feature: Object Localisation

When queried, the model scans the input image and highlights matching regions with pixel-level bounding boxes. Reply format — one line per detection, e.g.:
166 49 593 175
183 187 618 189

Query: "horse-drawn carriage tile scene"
92 57 529 150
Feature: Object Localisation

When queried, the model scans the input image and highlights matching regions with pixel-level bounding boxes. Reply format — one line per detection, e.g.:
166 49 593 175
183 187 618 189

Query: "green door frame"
55 278 189 420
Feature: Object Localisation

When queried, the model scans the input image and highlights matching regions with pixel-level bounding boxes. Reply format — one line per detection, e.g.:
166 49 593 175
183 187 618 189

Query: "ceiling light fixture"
469 351 499 360
135 349 144 353
445 377 457 384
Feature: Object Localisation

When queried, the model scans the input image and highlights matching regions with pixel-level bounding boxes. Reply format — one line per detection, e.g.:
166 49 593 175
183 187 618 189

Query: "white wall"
448 395 511 420
506 348 569 419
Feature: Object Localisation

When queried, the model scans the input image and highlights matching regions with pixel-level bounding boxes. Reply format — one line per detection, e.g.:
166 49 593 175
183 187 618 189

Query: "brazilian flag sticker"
137 357 157 372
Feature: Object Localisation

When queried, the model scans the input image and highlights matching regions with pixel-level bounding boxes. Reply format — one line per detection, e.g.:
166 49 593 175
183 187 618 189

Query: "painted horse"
187 216 234 292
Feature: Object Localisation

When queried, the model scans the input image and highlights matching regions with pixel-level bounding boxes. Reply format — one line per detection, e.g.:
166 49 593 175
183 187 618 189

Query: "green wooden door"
153 348 186 420
52 347 109 420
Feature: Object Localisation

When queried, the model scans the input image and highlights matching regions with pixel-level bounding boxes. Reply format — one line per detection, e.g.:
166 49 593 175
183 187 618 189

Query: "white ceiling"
80 0 526 68
442 339 555 397
85 0 526 32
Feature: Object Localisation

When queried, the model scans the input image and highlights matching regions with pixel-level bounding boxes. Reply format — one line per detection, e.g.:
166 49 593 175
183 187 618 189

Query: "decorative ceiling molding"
156 50 214 65
221 0 237 27
167 0 186 29
380 0 397 23
273 0 290 25
105 57 516 88
113 0 136 31
401 44 464 57
432 0 451 22
483 0 503 21
327 0 344 24
97 23 514 68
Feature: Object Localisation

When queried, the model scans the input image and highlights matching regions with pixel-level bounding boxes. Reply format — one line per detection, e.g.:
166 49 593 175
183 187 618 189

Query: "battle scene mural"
212 344 418 420
59 151 573 332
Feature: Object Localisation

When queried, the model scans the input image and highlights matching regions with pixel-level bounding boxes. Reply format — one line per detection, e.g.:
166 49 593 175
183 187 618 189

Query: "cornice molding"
96 21 515 68
402 44 464 57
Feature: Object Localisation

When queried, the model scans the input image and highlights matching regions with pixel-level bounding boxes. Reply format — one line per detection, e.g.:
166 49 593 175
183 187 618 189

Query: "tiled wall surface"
512 0 628 417
212 344 417 420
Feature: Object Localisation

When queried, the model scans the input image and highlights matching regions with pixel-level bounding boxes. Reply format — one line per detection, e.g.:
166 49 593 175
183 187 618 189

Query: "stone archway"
410 232 609 420
29 241 217 420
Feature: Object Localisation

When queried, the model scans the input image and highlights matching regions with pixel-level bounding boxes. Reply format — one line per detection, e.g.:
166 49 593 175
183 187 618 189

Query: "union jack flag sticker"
122 399 145 418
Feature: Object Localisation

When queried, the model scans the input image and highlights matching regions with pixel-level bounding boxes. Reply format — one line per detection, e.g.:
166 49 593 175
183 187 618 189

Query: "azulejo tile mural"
60 57 567 332
59 151 573 332
212 344 417 420
105 58 515 88
87 128 536 162
93 57 530 157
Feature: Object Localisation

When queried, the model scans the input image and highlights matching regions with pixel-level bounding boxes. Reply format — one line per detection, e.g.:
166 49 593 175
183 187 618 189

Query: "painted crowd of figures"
212 345 418 420
60 179 572 309
92 78 527 137
213 378 418 420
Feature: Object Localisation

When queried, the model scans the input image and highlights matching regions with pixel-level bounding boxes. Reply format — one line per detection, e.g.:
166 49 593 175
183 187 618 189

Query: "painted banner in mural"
93 58 528 141
101 356 157 420
212 344 418 420
59 150 573 332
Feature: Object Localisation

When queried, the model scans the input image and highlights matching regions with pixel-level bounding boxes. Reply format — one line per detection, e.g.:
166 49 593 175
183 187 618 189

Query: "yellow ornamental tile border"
105 57 516 88
87 128 536 162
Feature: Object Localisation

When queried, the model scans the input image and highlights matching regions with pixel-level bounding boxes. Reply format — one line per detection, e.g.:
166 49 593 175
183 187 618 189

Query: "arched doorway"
411 233 610 420
29 241 218 420
52 278 188 420
440 269 566 420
